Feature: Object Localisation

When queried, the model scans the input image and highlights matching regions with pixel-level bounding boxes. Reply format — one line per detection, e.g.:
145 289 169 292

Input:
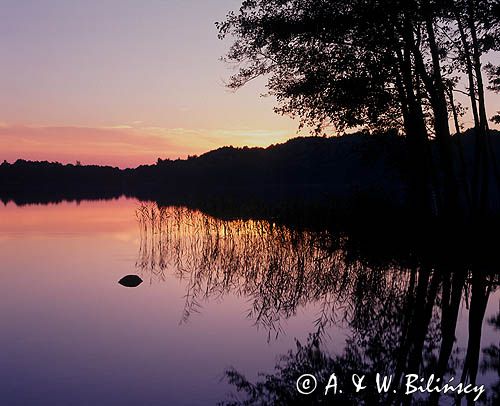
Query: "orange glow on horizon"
0 124 293 168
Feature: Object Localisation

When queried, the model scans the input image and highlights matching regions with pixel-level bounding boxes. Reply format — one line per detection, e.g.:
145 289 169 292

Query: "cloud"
0 124 292 168
0 125 191 168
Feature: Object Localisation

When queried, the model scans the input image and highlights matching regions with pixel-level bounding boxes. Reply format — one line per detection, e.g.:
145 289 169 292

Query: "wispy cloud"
0 123 292 168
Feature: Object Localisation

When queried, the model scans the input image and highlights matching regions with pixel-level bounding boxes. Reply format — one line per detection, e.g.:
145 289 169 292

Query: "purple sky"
0 0 498 167
0 0 298 166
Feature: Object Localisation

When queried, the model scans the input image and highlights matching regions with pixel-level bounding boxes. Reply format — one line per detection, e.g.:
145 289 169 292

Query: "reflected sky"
0 198 498 405
0 199 341 405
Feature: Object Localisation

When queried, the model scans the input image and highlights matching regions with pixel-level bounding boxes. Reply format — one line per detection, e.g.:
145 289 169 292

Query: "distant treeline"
1 130 499 225
0 160 124 205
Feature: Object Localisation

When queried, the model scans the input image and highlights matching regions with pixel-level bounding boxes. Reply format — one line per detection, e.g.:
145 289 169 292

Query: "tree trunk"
395 38 438 217
423 14 461 219
448 84 472 214
467 0 491 214
454 9 484 214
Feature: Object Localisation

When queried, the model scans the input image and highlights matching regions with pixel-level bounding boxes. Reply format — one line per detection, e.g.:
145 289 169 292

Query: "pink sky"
1 0 498 168
0 124 293 168
0 0 298 168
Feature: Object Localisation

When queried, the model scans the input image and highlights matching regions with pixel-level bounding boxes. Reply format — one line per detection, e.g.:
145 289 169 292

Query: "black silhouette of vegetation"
217 0 500 220
133 203 499 405
481 311 500 405
2 1 500 226
0 159 124 205
3 2 499 405
2 130 500 230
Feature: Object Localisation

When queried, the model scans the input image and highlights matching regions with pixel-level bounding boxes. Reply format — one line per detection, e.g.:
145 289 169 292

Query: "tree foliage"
217 0 500 216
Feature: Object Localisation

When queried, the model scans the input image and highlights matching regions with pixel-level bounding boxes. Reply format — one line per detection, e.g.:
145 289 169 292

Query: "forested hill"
0 132 406 203
128 132 409 200
1 130 499 213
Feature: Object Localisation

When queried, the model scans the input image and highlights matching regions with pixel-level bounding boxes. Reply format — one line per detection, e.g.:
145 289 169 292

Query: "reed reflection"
135 203 499 405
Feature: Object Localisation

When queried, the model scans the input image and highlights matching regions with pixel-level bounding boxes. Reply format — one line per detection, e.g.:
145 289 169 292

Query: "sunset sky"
1 0 499 168
0 0 299 168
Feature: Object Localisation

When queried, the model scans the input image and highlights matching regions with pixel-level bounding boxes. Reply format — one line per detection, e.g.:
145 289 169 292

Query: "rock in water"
118 274 143 287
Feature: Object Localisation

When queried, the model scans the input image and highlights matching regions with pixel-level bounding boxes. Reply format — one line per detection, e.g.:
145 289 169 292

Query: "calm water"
0 198 498 405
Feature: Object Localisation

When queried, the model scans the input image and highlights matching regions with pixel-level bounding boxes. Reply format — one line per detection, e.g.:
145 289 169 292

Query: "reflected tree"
217 0 500 217
480 311 500 406
135 203 499 404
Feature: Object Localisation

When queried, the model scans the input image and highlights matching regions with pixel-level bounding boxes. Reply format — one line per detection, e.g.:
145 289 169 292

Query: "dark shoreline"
2 131 500 234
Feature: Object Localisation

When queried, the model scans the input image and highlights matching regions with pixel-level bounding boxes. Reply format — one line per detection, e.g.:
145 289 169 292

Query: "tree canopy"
217 0 500 216
217 0 499 135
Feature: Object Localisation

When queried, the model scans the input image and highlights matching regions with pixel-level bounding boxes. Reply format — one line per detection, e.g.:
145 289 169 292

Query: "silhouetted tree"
217 0 500 217
134 204 498 406
480 311 500 406
486 63 500 123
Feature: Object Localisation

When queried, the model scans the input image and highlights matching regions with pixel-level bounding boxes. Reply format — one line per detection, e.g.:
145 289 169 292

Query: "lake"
0 198 498 405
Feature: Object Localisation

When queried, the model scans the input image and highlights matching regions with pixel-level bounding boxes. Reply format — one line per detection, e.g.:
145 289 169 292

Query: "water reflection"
481 312 500 405
136 203 499 405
